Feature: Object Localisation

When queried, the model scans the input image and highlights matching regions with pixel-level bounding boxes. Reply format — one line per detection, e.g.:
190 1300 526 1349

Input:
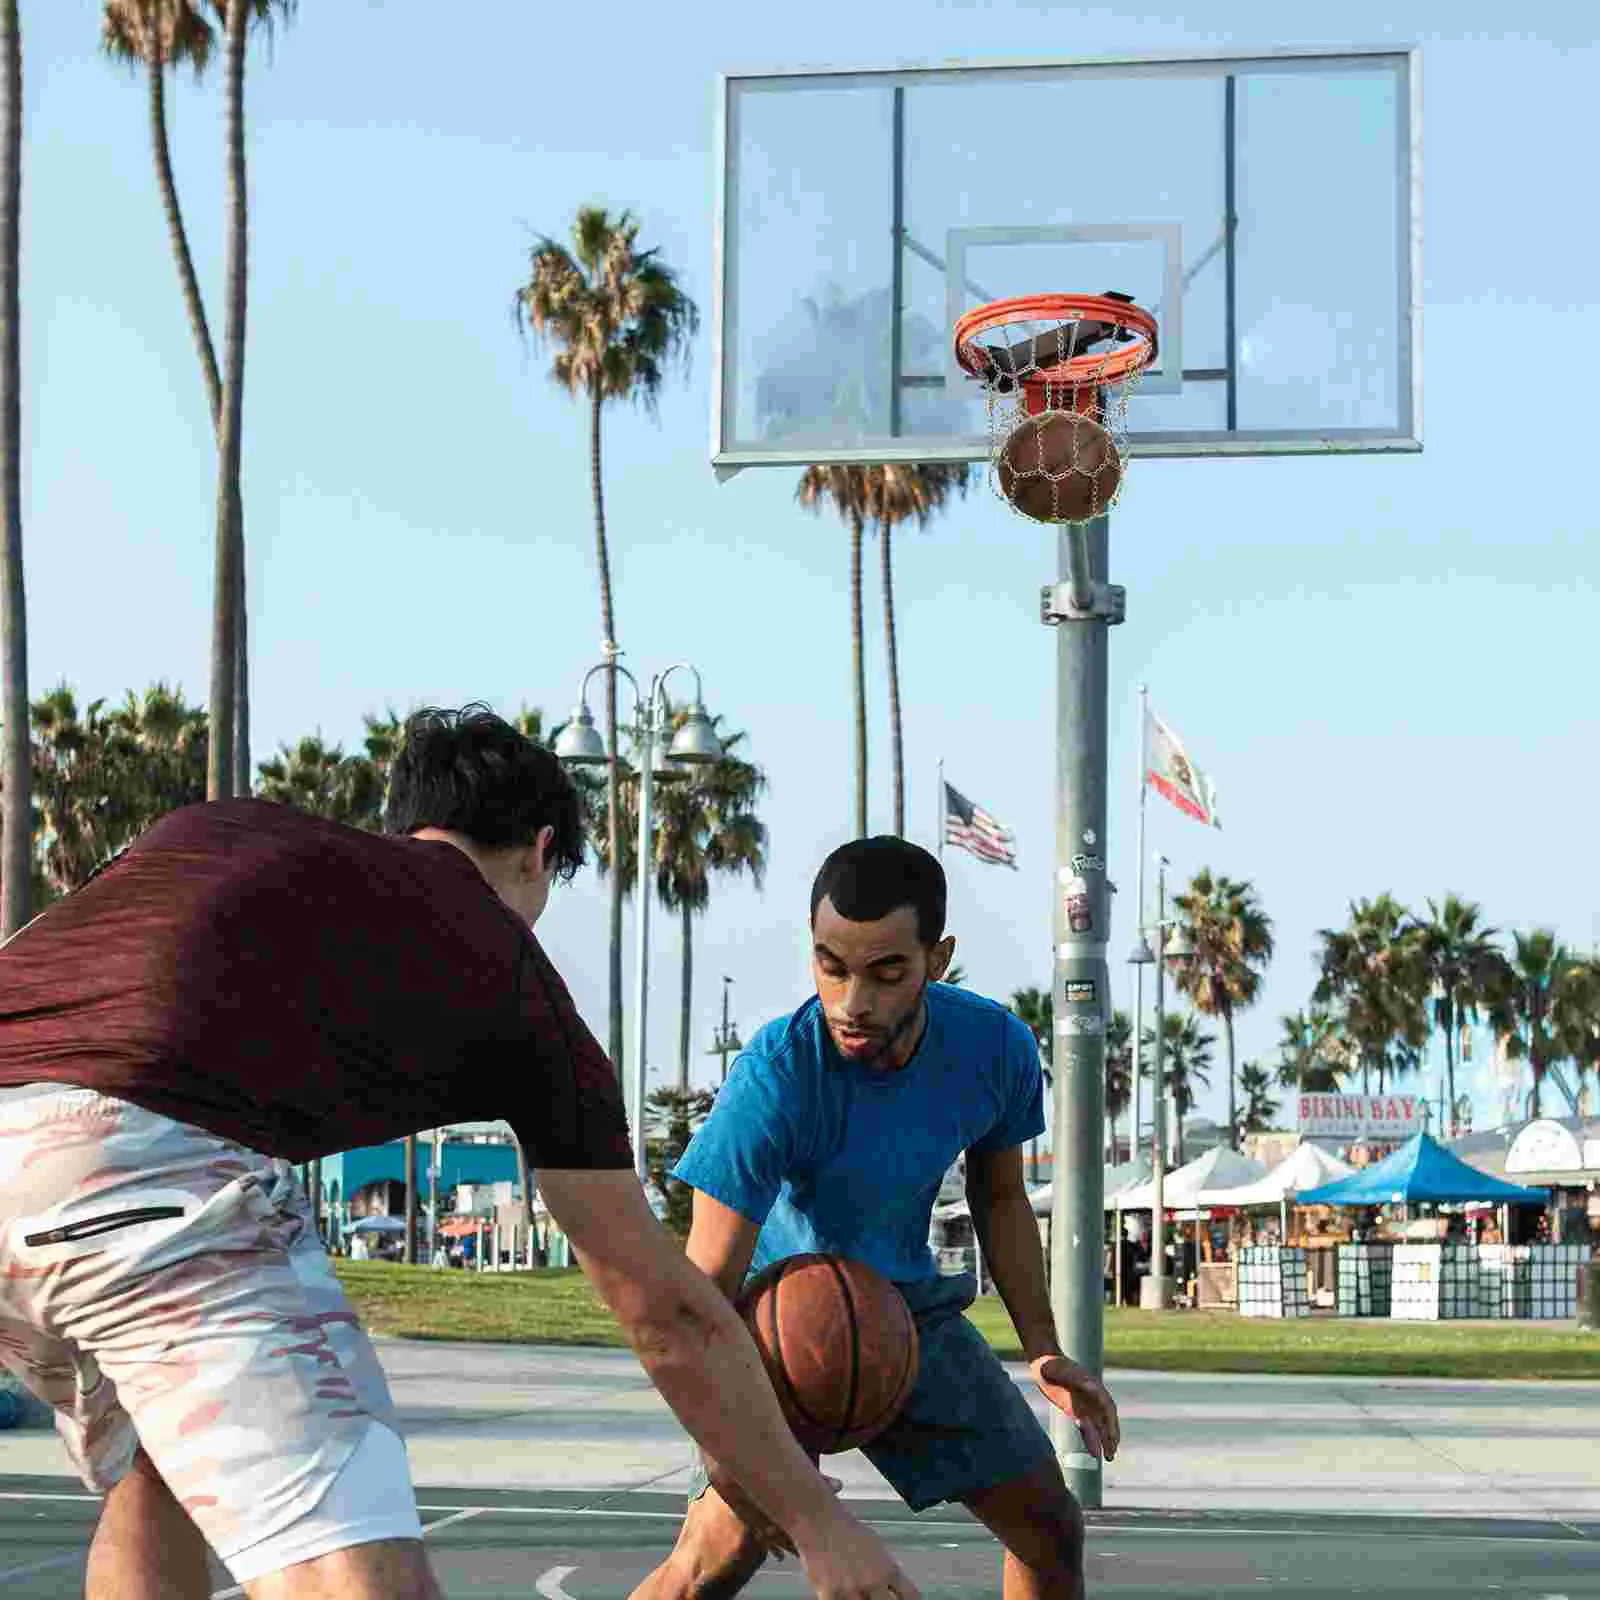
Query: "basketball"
997 410 1123 523
736 1252 919 1455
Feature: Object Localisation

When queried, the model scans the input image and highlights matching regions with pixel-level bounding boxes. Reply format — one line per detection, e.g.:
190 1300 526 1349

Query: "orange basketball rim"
953 292 1159 409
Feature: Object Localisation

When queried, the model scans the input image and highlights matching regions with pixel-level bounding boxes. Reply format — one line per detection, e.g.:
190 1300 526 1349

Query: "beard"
828 975 929 1068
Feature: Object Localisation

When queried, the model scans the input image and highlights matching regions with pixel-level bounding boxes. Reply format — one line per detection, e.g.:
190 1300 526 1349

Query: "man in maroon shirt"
0 707 914 1600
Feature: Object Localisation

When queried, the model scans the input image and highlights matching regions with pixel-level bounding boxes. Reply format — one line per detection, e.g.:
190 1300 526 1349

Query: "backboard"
711 47 1421 474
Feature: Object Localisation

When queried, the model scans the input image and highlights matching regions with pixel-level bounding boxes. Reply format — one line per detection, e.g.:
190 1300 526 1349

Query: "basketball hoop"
953 293 1159 525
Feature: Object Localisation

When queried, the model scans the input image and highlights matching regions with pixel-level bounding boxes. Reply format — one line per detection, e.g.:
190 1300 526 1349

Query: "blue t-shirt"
672 983 1045 1284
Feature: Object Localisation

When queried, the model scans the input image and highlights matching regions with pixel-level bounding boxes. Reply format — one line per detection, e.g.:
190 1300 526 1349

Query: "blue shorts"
691 1271 1056 1514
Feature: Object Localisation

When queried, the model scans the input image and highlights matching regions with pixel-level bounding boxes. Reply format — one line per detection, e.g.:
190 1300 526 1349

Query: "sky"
14 2 1599 1144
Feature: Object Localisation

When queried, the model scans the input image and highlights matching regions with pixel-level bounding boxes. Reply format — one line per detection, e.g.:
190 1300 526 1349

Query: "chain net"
966 313 1148 525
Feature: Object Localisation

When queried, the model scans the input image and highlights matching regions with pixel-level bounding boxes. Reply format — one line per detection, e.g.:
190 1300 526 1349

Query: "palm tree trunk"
147 51 247 802
147 52 221 420
880 520 904 836
0 0 23 941
233 555 249 794
590 386 624 1079
1224 1009 1238 1149
850 513 867 838
403 1131 417 1265
678 897 693 1093
207 0 250 801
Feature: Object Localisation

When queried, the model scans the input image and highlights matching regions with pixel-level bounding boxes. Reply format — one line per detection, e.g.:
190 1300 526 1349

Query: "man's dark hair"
809 836 947 945
383 704 586 882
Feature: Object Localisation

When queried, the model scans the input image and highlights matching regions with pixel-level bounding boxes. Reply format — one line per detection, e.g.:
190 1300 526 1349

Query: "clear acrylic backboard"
711 47 1421 474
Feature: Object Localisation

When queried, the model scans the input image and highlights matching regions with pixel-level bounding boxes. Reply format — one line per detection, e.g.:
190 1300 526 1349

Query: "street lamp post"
556 658 724 1180
1128 854 1192 1310
707 975 743 1085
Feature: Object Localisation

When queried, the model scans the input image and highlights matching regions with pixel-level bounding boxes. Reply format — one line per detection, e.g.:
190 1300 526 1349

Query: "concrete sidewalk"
8 1340 1595 1524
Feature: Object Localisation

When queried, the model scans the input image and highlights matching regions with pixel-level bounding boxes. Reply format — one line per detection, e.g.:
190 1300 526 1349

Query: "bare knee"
1029 1488 1085 1573
966 1463 1085 1578
242 1537 441 1600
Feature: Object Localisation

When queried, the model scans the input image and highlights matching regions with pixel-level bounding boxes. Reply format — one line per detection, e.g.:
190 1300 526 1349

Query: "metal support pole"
889 86 906 439
631 695 657 1183
1141 860 1174 1309
428 1131 440 1261
1131 684 1149 1163
1047 513 1113 1511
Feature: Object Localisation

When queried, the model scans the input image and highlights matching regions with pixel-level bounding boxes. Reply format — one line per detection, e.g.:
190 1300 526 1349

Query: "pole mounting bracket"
1041 582 1126 626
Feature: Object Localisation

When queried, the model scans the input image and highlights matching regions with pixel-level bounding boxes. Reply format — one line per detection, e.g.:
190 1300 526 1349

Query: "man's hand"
708 1456 913 1596
1028 1354 1120 1462
791 1502 919 1600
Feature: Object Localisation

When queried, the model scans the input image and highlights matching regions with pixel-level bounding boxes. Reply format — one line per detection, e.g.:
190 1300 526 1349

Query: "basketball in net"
953 292 1158 525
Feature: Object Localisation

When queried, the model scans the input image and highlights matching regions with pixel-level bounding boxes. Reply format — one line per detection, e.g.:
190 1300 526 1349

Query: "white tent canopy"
1203 1142 1355 1208
1114 1146 1265 1211
932 1155 1154 1222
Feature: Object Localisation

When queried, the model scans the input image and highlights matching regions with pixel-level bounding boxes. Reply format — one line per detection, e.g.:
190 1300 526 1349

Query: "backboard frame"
710 44 1422 478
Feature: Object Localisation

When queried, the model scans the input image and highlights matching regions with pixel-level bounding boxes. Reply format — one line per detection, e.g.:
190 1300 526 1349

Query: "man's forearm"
972 1188 1062 1363
621 1254 837 1537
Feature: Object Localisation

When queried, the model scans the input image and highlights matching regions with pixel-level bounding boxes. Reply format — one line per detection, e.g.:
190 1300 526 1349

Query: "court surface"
2 1477 1596 1599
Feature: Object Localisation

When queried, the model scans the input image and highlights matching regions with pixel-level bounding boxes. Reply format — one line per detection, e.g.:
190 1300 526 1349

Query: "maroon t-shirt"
0 799 633 1169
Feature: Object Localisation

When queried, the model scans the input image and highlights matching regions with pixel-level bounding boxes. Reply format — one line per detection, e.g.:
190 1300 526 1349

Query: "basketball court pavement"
4 1341 1597 1597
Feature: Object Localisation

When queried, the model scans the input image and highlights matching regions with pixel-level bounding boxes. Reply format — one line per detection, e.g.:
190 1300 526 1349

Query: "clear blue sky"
16 3 1598 1140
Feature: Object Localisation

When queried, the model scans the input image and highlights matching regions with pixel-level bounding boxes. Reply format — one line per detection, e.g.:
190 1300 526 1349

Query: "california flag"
1145 709 1221 829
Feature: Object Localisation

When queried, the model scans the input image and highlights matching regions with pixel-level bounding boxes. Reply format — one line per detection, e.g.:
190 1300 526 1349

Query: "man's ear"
528 825 556 878
928 935 957 981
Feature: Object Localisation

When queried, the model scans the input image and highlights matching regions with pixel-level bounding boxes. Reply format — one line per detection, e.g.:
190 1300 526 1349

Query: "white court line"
0 1551 84 1582
421 1506 486 1537
2 1485 1587 1561
536 1564 579 1600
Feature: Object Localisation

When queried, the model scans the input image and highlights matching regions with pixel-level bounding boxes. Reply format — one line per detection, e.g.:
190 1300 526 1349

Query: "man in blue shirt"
633 838 1119 1600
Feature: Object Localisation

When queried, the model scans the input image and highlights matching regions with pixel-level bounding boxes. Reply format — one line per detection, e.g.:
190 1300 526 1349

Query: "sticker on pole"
1062 875 1092 934
1064 978 1098 1007
1056 1013 1106 1038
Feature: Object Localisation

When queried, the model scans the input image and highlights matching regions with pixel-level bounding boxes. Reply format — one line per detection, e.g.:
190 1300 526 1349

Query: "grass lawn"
336 1262 1600 1380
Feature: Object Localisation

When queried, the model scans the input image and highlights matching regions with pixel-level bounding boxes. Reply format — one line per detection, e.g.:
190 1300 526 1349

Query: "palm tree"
868 465 971 835
101 0 274 798
256 734 383 828
29 688 116 896
797 466 873 837
643 1086 717 1239
208 0 287 797
1143 1011 1213 1166
514 207 699 1076
1274 1007 1349 1092
1236 1061 1279 1141
1173 869 1274 1148
650 717 766 1091
1314 895 1429 1092
1010 986 1052 1183
1417 895 1506 1136
1489 930 1596 1120
0 0 23 940
30 682 208 895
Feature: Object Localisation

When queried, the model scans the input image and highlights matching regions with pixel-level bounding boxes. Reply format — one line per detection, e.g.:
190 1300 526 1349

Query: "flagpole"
936 758 945 861
1132 684 1149 1164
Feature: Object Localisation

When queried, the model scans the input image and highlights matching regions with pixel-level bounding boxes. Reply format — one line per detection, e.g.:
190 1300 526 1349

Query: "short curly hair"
810 836 946 945
382 704 586 882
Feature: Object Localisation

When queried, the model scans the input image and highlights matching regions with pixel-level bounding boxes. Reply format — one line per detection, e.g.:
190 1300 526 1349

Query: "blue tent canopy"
1297 1133 1547 1207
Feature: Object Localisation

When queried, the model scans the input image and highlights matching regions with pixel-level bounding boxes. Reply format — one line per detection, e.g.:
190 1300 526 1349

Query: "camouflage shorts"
0 1088 399 1563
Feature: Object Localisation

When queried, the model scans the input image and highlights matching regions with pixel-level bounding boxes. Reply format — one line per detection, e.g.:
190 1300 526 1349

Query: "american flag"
943 782 1018 869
